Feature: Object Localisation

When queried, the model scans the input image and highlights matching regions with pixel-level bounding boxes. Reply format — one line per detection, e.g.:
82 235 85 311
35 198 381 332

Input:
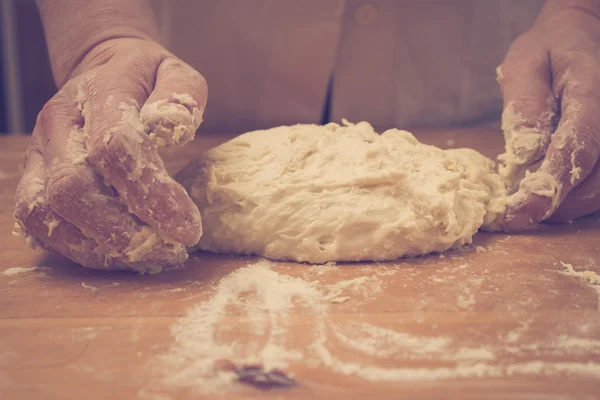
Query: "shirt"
151 0 544 133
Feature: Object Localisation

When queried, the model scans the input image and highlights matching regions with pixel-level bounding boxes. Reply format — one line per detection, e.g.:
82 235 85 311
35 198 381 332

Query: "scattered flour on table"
81 282 99 292
504 320 531 343
164 288 185 293
60 326 110 342
152 259 600 395
559 261 600 311
330 296 350 304
2 266 48 276
559 261 600 285
457 293 476 309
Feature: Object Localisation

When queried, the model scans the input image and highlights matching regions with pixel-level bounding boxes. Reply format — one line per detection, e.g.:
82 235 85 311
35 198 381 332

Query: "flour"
158 259 322 392
311 359 600 382
330 296 350 304
2 266 47 276
558 261 600 311
140 93 203 147
495 65 504 83
559 261 600 285
330 322 452 358
498 100 558 217
307 261 339 277
156 259 430 393
557 335 600 353
498 99 557 189
151 259 600 396
322 276 379 301
504 320 531 343
457 293 475 309
164 287 185 293
81 282 99 292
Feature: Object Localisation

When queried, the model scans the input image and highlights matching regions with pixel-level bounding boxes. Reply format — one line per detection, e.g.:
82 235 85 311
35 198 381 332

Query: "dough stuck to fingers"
140 57 207 148
86 92 203 247
497 100 557 189
15 145 108 269
15 145 186 273
15 85 192 273
13 41 210 272
140 92 204 147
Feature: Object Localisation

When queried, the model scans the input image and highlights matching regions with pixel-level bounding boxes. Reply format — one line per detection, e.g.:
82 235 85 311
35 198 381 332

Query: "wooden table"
0 125 599 400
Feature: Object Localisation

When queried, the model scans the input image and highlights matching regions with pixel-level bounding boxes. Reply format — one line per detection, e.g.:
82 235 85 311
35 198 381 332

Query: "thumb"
140 57 208 147
497 35 558 187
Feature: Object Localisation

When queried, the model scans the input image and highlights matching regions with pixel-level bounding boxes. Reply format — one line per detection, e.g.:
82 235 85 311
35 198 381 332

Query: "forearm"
36 0 159 87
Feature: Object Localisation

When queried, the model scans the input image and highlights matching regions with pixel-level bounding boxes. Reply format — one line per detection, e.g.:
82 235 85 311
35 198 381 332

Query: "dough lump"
176 121 507 263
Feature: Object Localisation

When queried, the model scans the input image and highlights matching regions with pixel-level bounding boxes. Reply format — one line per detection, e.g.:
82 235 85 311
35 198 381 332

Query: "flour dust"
146 258 600 395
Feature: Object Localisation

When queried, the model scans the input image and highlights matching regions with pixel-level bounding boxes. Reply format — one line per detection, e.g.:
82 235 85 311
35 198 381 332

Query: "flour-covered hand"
14 38 207 271
498 0 600 230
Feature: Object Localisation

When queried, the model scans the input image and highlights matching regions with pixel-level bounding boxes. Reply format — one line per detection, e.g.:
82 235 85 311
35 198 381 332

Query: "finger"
546 156 600 223
81 63 203 246
39 85 188 268
140 57 207 147
504 72 600 230
497 36 558 186
14 131 107 269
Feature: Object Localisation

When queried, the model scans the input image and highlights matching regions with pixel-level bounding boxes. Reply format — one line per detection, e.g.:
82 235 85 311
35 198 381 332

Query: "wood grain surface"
0 125 599 400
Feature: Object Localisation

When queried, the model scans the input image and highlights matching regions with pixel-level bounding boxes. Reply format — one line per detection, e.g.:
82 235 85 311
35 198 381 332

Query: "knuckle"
163 57 186 70
501 36 548 84
36 100 59 138
88 131 142 177
45 168 85 208
166 57 207 94
509 97 548 118
36 91 73 141
501 55 546 81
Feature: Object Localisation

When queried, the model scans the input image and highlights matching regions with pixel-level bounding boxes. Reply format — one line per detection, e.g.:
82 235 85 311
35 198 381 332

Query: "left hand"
14 38 206 271
498 0 600 230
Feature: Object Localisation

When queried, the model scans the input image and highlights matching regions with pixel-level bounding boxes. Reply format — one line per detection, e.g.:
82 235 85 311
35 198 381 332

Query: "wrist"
36 0 159 87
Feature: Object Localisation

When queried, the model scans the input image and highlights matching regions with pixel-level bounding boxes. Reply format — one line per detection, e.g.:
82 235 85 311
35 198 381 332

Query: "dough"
176 121 507 263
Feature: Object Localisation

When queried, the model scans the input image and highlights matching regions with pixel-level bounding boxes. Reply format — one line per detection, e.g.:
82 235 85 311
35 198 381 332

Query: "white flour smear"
559 261 600 311
153 259 600 394
2 266 48 276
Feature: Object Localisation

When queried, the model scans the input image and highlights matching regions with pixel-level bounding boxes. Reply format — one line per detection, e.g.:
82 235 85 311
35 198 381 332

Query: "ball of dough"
176 121 507 263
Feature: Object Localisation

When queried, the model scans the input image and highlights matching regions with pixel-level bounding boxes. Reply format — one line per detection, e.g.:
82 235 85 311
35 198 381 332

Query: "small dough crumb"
330 296 351 304
81 282 99 292
3 266 45 276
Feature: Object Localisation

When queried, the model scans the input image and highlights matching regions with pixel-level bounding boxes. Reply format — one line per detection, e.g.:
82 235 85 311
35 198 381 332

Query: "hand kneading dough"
176 121 507 263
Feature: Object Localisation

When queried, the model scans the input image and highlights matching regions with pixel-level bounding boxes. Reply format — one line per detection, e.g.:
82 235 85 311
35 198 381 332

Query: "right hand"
14 38 208 272
498 2 600 230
